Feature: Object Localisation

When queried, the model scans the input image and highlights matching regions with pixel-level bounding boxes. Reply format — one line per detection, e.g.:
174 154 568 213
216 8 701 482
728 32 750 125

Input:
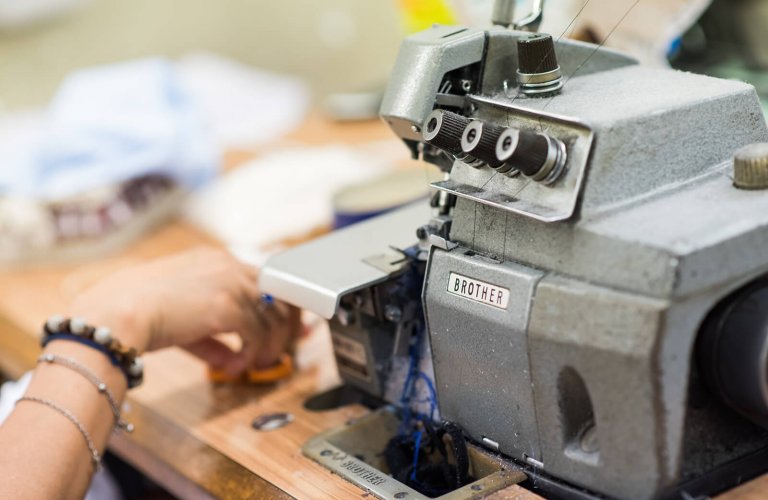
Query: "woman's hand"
69 248 301 376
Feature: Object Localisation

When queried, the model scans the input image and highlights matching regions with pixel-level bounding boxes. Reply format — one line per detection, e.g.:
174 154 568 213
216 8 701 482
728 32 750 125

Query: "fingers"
183 337 241 375
280 304 303 343
233 300 301 371
135 247 304 376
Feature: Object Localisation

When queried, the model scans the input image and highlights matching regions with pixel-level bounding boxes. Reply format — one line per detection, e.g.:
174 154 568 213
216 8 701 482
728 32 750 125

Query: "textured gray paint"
528 275 669 497
424 247 544 459
380 26 637 144
380 26 486 142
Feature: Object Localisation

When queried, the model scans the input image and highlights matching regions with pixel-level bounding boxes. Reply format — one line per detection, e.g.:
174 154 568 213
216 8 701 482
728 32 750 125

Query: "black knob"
517 33 559 74
517 34 563 97
495 128 550 176
697 279 768 429
495 128 568 184
460 120 505 168
422 109 471 157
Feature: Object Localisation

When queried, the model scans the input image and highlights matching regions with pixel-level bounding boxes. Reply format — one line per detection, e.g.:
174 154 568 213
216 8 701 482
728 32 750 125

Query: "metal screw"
394 493 408 499
252 412 294 432
320 449 333 457
471 484 483 491
384 305 403 323
416 225 431 240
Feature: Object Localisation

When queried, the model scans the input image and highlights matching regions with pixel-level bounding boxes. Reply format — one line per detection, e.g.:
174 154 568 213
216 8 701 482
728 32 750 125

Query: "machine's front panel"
424 246 544 460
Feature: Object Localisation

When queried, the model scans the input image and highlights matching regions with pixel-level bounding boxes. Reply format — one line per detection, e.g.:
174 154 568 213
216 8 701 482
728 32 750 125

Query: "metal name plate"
447 272 510 309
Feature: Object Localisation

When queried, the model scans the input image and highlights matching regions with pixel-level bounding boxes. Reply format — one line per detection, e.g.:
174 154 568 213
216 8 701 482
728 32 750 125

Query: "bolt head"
384 305 403 323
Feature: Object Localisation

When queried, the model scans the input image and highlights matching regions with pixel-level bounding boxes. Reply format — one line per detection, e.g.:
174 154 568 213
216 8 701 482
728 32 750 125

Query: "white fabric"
0 59 219 201
0 54 310 202
184 142 402 252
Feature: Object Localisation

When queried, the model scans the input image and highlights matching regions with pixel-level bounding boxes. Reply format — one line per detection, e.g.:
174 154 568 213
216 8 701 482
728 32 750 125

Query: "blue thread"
42 333 129 386
398 330 422 434
667 36 682 59
416 371 438 419
410 428 424 482
392 244 438 447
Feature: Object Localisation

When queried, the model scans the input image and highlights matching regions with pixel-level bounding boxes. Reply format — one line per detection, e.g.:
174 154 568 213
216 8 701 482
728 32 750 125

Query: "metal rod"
491 0 516 27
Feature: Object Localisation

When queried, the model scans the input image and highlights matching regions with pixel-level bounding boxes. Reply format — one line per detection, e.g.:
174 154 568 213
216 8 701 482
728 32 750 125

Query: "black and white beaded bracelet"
42 315 144 388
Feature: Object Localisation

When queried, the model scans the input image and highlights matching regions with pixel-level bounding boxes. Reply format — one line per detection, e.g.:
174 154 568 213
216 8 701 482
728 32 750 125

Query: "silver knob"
734 142 768 190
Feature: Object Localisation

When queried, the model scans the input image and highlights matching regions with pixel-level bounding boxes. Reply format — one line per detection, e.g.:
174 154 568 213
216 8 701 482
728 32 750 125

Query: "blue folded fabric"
2 58 219 200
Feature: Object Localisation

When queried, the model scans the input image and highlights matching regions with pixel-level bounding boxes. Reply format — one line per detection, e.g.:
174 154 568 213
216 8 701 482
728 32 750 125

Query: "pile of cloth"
0 55 308 264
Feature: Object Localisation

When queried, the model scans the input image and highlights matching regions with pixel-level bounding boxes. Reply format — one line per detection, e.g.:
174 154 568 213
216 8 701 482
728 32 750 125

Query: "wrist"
69 299 153 354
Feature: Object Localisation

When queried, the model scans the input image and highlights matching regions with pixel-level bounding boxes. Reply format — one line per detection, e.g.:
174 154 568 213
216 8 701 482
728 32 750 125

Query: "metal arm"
515 0 545 31
492 0 545 32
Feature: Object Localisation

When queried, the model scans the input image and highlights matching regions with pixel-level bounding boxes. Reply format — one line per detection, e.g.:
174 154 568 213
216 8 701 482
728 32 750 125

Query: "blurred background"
0 0 766 265
0 0 403 110
671 0 768 112
1 0 766 111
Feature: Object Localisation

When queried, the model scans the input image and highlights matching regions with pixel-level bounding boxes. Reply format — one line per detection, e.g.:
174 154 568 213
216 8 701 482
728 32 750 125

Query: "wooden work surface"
0 115 764 500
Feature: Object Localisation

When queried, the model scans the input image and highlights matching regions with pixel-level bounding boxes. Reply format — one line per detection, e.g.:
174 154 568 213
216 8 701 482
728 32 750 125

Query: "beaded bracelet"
42 315 144 388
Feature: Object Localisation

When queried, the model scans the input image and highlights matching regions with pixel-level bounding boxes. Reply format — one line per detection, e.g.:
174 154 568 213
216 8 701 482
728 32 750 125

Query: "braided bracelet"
38 354 134 432
42 315 144 388
17 396 102 471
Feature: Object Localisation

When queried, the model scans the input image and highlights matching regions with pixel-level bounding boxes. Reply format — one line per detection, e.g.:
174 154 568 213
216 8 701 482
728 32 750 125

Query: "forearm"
0 248 297 499
0 310 144 500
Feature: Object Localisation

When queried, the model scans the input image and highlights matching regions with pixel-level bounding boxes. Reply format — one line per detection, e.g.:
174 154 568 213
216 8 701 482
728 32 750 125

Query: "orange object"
208 353 294 384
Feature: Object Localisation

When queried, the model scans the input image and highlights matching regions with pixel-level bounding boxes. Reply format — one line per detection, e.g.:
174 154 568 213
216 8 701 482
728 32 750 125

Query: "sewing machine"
261 2 768 498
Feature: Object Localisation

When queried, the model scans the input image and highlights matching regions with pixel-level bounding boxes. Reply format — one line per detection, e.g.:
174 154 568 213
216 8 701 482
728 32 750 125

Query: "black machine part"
697 278 768 429
516 33 563 96
495 127 553 177
423 109 472 157
517 33 559 74
460 120 505 168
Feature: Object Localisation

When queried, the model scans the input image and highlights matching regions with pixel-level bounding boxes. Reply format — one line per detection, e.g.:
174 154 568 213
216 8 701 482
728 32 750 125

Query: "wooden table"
0 116 764 499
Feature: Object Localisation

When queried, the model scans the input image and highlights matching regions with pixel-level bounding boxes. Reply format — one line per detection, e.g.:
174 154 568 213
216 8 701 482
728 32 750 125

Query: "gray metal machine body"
262 24 768 500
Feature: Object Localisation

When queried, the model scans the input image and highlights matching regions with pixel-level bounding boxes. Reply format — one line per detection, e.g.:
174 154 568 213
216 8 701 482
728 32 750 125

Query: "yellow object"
208 354 294 384
397 0 457 33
